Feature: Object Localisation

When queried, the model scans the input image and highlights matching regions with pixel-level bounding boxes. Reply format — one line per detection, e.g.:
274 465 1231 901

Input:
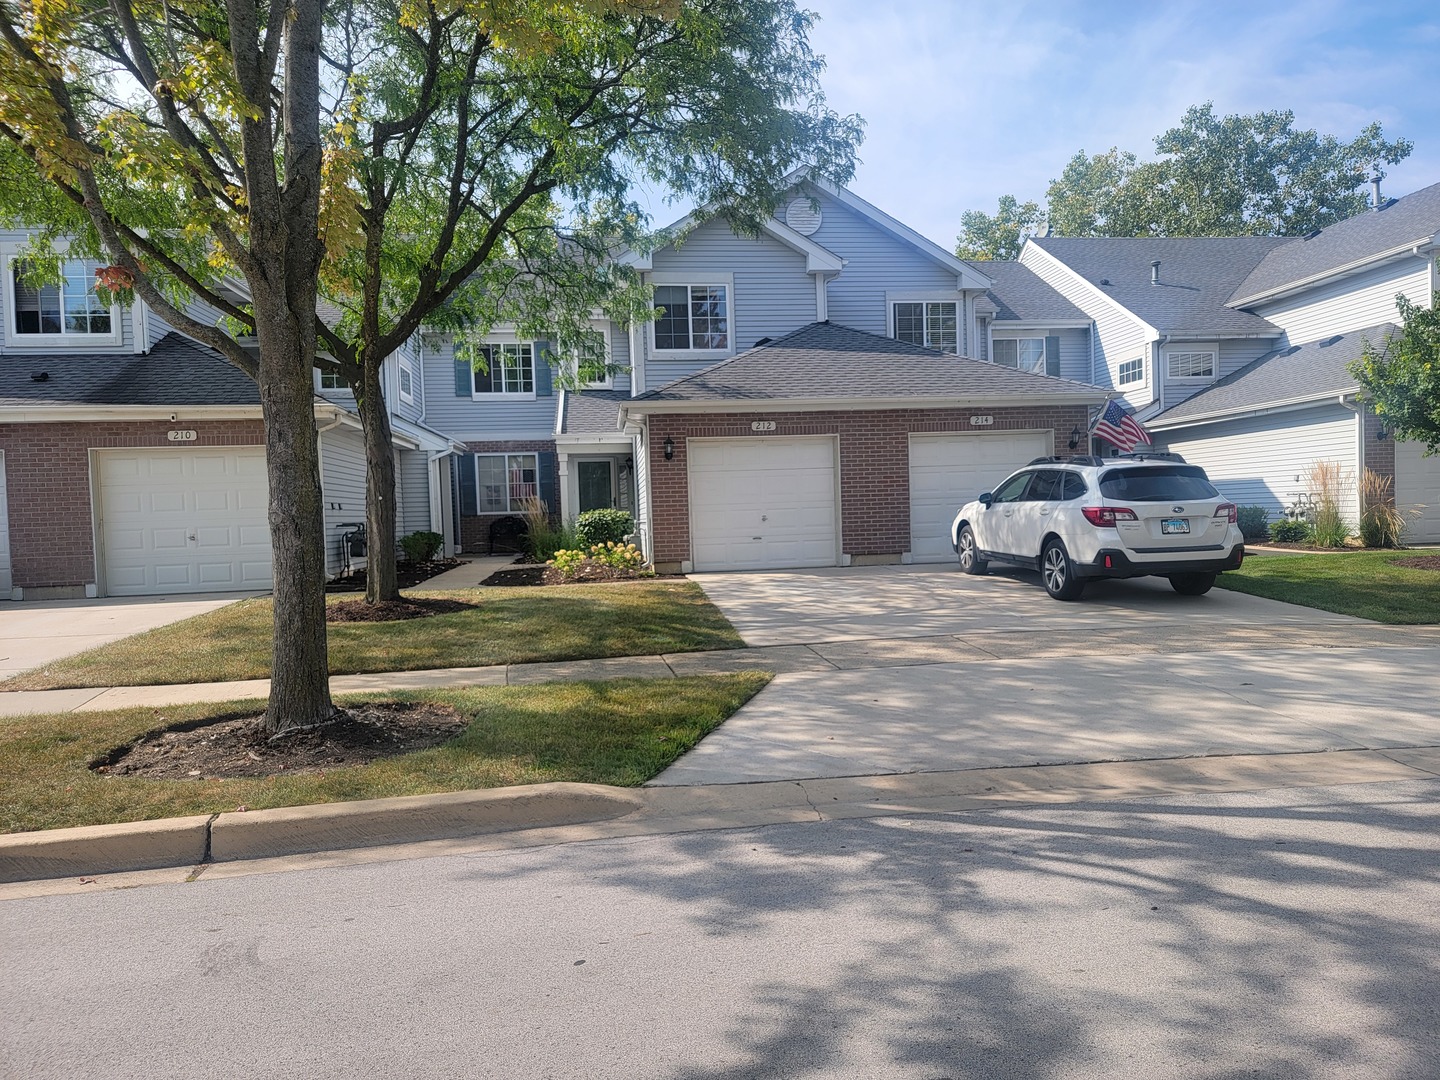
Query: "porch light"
1375 426 1389 441
1068 426 1083 450
663 436 675 461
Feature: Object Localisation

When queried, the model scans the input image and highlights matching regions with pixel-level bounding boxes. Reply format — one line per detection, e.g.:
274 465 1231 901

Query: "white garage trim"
687 435 840 572
907 430 1053 562
92 447 272 597
1395 440 1440 544
0 449 11 598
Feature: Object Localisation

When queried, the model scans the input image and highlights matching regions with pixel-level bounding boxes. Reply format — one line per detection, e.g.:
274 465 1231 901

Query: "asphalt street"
6 778 1440 1079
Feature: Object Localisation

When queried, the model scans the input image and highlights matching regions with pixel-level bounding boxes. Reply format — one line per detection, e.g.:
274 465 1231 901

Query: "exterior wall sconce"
1375 426 1389 441
1068 426 1083 450
663 436 675 460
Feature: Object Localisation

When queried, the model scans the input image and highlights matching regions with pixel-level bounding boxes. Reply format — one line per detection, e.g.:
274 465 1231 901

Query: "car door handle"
1039 508 1051 516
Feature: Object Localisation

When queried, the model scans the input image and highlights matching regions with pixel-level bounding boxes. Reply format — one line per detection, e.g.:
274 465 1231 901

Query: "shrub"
1269 519 1311 544
575 508 633 547
550 548 587 578
1359 469 1408 549
518 495 575 562
399 530 444 563
1236 505 1270 540
548 542 647 580
1306 460 1351 548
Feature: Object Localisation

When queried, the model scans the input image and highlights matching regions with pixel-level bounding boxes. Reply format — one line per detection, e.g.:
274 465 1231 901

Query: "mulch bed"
325 558 462 594
327 596 478 623
1392 555 1440 571
94 702 469 780
481 565 657 587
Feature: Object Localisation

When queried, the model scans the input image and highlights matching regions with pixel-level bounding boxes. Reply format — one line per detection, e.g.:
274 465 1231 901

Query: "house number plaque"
167 429 198 442
751 420 777 432
969 415 994 426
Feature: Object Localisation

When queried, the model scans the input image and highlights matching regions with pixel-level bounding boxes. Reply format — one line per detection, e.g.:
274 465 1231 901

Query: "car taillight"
1214 503 1237 523
1081 506 1138 526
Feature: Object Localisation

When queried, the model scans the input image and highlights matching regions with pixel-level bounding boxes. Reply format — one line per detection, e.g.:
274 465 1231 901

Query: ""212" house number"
751 420 777 432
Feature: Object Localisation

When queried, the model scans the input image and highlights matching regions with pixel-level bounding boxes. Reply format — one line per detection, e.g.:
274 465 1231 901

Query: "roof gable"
966 260 1088 323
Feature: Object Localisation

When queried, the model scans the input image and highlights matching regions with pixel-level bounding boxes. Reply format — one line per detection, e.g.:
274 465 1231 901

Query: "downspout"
1154 334 1170 411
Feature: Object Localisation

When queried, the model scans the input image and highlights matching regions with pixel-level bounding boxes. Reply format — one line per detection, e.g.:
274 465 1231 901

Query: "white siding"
399 449 431 534
1159 338 1280 412
1156 404 1361 525
1394 441 1440 544
319 425 369 577
1253 259 1434 344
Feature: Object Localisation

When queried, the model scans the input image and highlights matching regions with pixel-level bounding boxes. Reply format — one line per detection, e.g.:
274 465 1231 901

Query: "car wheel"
957 525 987 575
1041 539 1085 601
1169 571 1217 596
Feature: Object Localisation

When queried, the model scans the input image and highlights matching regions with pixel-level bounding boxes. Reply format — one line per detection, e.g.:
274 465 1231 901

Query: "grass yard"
0 673 770 834
2 580 742 691
1217 551 1440 623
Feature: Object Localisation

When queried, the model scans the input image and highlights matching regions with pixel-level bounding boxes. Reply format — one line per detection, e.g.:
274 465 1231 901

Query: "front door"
576 459 616 512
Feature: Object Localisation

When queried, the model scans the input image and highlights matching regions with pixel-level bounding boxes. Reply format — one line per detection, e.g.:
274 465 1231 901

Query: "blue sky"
637 0 1440 249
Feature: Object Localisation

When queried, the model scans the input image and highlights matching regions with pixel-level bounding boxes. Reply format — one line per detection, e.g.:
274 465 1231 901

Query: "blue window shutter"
534 342 553 397
454 348 473 397
1045 336 1061 377
538 451 558 516
457 453 477 516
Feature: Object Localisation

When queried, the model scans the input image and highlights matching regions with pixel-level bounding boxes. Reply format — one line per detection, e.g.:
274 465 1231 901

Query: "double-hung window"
398 357 417 403
1166 347 1216 380
318 369 348 391
474 453 539 513
464 342 534 397
10 257 117 341
992 337 1047 373
573 327 612 388
893 301 957 353
653 285 729 351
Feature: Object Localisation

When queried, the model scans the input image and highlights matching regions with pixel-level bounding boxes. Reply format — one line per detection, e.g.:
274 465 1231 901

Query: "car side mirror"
978 492 993 508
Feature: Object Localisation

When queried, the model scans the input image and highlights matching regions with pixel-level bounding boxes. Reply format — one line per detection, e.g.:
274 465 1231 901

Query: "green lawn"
1217 551 1440 623
1 581 742 691
0 673 770 834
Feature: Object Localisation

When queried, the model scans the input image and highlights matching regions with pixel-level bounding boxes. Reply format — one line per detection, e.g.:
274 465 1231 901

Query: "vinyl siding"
419 333 557 439
607 323 632 395
1156 404 1361 525
399 449 431 534
1159 337 1280 411
388 336 424 426
319 424 369 577
990 326 1090 383
1252 258 1434 344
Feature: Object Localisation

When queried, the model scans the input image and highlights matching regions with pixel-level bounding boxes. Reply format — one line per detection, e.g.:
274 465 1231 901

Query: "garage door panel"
1396 441 1440 544
908 432 1052 562
151 491 188 513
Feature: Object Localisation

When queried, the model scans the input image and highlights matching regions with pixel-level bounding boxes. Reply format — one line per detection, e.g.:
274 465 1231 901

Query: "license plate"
1161 519 1190 535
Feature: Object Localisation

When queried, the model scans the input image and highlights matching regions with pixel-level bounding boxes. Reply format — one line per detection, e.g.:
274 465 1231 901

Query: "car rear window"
1098 465 1220 501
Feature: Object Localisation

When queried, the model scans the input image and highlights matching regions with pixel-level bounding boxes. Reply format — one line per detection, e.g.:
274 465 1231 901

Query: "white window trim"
473 451 540 514
463 336 537 401
2 248 124 348
571 321 614 389
1164 343 1218 381
991 335 1048 373
315 360 352 394
1117 357 1146 386
648 271 735 360
885 290 961 353
397 355 417 404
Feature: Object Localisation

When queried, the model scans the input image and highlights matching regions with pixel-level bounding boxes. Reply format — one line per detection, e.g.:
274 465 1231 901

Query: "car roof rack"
1113 451 1187 463
1025 455 1107 467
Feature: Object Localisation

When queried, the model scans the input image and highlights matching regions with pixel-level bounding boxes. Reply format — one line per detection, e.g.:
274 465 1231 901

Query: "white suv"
949 453 1245 601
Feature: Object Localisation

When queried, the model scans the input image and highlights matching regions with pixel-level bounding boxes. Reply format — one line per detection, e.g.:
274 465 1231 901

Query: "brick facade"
0 419 264 591
646 405 1091 566
457 438 557 552
1360 409 1396 492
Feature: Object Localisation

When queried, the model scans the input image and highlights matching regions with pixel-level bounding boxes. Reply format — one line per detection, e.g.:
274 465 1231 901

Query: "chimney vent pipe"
1151 260 1161 285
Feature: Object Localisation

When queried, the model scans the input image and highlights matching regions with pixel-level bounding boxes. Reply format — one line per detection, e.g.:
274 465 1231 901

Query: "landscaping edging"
0 782 644 883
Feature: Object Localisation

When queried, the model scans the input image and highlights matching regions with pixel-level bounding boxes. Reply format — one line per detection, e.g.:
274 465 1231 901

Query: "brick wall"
1361 410 1395 492
646 406 1091 565
457 439 556 551
0 419 264 590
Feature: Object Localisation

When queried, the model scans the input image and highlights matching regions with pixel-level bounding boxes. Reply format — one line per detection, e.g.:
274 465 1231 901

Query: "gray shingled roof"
0 333 261 407
1228 181 1440 305
633 322 1103 404
967 260 1088 322
1152 322 1397 426
558 389 630 435
1030 236 1289 334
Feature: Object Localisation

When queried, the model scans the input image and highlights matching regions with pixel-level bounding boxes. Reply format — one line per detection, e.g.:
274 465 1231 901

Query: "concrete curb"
0 814 212 883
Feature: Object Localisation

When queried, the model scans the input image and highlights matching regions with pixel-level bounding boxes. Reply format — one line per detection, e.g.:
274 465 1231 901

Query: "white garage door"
1396 440 1440 544
99 448 272 596
909 431 1052 561
0 450 11 596
689 437 838 571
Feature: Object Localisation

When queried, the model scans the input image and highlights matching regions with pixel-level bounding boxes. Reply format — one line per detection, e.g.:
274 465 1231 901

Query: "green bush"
399 530 444 563
1359 469 1408 549
527 518 577 562
548 542 647 580
1236 505 1270 540
1269 519 1311 544
575 508 633 547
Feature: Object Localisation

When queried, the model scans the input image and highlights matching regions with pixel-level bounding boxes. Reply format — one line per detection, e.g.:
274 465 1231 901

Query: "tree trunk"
358 361 401 603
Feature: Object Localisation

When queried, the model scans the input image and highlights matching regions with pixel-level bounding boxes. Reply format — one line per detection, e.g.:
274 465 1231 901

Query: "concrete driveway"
656 564 1440 785
0 593 251 680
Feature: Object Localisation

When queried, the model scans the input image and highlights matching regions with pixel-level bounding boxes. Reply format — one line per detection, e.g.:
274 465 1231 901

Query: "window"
474 453 539 513
1027 470 1065 502
1099 465 1219 502
1118 358 1144 385
318 369 348 391
990 471 1033 504
573 327 612 388
1167 349 1215 379
463 342 534 396
398 358 416 403
992 337 1047 373
654 285 728 351
893 301 957 353
11 258 113 337
1061 473 1088 500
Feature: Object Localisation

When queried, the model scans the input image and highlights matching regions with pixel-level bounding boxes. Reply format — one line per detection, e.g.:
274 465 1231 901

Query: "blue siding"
420 334 559 440
991 326 1090 383
388 335 424 426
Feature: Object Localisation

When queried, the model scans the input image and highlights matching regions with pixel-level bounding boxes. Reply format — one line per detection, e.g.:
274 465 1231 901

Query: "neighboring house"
0 234 459 599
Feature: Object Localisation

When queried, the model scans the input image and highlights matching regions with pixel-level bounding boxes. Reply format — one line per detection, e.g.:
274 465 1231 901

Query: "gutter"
618 391 1106 418
1148 388 1362 431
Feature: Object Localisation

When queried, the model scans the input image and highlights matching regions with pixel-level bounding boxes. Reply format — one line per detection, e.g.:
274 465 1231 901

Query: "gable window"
653 285 728 351
893 301 957 353
398 357 416 403
462 341 534 397
1118 358 1144 385
992 337 1047 373
473 453 538 513
573 327 612 389
1166 349 1216 380
318 369 348 391
11 258 115 338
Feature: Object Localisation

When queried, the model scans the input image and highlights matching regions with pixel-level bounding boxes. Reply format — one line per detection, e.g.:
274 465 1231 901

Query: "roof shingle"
967 260 1089 323
558 389 630 435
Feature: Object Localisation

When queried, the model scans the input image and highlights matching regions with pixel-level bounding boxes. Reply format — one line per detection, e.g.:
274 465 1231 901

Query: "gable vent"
785 197 822 236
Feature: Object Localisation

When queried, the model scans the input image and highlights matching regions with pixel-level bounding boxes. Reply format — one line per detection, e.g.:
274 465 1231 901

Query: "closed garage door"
98 448 272 595
689 437 838 571
1396 440 1440 544
909 431 1051 561
0 450 10 596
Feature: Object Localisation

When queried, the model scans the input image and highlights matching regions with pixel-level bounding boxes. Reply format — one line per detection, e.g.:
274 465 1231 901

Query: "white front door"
688 436 839 571
1396 440 1440 544
98 448 272 596
0 450 11 596
908 432 1052 561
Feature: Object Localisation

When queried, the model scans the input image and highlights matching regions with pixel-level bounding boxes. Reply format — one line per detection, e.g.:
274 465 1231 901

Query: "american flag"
1092 399 1152 451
